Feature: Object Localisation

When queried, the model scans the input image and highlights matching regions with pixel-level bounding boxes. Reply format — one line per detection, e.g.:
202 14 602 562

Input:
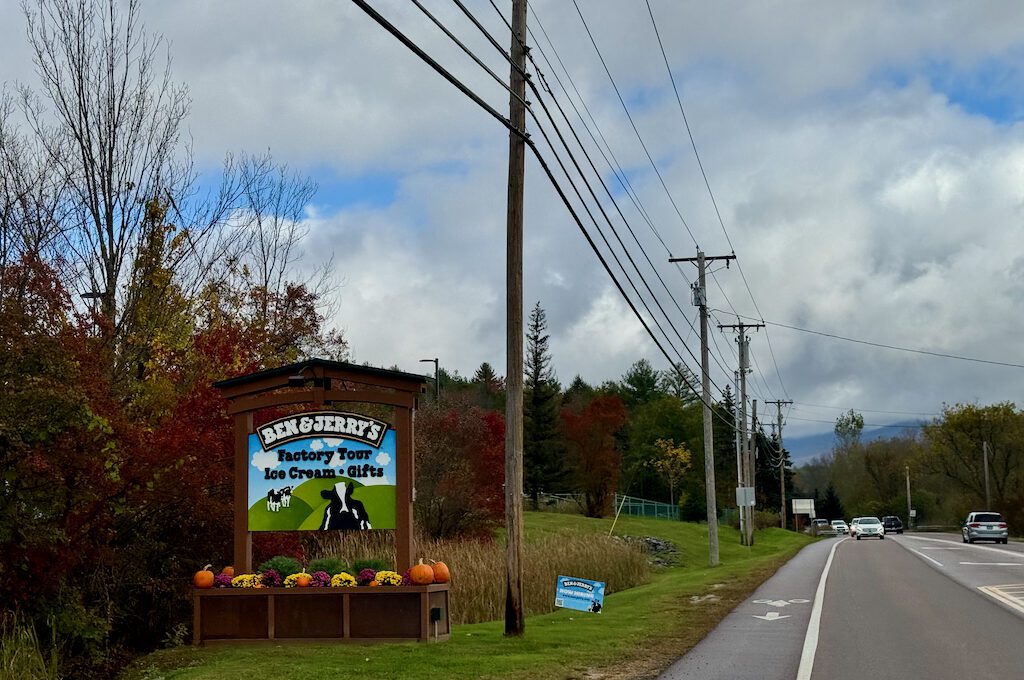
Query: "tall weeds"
0 616 60 680
309 532 649 625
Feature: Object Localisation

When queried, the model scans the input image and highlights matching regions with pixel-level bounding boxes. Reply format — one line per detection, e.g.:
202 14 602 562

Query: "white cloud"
375 452 392 467
251 450 279 472
4 0 1024 445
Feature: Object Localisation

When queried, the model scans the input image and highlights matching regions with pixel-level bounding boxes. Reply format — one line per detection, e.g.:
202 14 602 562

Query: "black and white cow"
320 481 372 530
280 486 292 509
267 488 283 512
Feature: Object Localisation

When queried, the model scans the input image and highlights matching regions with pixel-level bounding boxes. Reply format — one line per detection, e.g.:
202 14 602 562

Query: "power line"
720 311 1024 369
474 0 736 394
355 0 758 432
645 0 790 400
570 0 700 250
524 5 754 386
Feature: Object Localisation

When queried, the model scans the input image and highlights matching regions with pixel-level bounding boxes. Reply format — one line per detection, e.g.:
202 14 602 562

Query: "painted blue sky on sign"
248 430 396 507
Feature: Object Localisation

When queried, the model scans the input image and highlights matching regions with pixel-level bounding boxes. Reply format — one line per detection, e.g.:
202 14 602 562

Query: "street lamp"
82 290 103 335
419 358 439 401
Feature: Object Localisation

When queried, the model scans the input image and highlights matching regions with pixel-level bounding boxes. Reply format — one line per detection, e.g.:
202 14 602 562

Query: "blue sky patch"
875 54 1024 124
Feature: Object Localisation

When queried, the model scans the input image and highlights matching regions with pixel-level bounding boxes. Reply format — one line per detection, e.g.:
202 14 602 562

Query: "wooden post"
504 0 528 637
233 412 253 572
395 404 414 572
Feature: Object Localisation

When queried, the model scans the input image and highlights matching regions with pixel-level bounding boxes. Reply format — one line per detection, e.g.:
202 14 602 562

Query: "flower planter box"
192 583 450 644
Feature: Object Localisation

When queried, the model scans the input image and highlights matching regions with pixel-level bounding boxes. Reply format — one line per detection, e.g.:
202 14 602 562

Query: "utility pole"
749 399 757 547
982 441 991 509
720 321 763 546
669 251 734 566
905 464 912 528
767 399 792 530
734 371 743 540
504 0 528 637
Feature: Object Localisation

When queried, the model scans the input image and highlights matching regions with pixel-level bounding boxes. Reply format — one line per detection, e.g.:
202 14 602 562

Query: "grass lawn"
122 514 812 680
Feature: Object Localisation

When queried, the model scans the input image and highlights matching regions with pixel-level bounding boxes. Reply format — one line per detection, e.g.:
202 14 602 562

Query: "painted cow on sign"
280 486 292 508
320 481 372 530
267 488 283 512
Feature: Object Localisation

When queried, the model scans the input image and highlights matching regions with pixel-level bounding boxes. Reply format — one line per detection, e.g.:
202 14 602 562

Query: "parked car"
852 516 884 540
831 519 849 535
962 511 1009 544
881 516 903 534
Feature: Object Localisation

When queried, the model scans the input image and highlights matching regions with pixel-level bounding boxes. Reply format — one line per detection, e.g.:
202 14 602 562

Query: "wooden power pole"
504 0 528 637
670 251 734 566
719 320 763 546
767 399 792 530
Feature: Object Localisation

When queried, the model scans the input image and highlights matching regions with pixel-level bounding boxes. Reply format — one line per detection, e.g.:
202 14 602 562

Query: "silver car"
853 516 884 540
962 511 1009 544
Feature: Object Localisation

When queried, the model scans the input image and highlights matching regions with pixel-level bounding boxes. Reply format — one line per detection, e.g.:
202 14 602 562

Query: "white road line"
903 535 1023 559
978 585 1024 616
959 562 1024 567
910 549 944 567
796 538 845 680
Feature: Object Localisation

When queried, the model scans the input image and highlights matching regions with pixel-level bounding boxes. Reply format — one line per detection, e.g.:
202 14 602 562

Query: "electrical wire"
645 0 791 399
461 0 737 395
718 311 1024 370
349 0 739 418
570 0 700 250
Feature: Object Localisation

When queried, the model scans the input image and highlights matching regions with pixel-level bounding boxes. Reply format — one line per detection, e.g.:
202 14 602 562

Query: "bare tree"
20 0 191 325
7 0 339 386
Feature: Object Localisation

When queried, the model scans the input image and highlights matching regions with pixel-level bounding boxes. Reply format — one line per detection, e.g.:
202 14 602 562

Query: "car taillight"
998 523 1007 529
969 523 981 528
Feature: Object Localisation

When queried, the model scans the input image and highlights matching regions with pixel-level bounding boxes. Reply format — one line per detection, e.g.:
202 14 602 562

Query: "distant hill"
787 420 926 465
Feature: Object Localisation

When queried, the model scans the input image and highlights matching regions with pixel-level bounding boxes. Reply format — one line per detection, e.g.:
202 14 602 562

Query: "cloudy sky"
4 1 1024 442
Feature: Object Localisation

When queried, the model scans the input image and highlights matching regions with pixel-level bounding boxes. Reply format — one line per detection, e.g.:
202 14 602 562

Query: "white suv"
852 516 884 540
962 511 1009 544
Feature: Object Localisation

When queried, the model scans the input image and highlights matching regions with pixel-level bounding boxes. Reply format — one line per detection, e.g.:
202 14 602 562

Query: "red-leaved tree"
562 394 627 517
414 399 505 539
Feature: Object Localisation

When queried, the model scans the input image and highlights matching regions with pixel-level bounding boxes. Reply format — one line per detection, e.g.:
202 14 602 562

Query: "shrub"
352 558 390 574
256 556 302 578
308 557 348 576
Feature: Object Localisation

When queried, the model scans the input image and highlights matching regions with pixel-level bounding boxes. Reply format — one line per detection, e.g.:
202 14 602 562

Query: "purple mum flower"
261 569 282 587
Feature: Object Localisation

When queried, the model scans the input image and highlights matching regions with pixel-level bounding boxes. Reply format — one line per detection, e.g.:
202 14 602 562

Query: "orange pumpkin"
369 580 379 587
220 566 235 578
193 564 215 589
430 560 450 584
409 559 434 585
296 573 311 587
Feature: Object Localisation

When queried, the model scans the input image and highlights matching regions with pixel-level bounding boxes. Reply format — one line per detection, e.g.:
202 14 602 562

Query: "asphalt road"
659 533 1024 680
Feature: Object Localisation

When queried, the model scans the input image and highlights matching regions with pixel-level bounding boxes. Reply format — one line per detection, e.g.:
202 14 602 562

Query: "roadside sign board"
555 575 605 613
792 498 815 516
736 486 756 507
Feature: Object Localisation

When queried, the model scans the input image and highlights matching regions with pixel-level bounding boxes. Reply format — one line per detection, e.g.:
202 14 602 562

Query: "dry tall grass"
0 616 59 680
309 532 649 625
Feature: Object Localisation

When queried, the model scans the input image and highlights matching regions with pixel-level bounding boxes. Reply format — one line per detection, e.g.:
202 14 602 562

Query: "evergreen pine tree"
471 361 504 410
524 302 565 507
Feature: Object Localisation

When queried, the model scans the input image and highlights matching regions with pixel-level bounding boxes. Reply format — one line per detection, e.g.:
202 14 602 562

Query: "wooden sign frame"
214 359 427 573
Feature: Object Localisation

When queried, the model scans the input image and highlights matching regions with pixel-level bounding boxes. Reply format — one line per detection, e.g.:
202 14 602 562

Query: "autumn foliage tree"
561 394 627 518
413 399 505 539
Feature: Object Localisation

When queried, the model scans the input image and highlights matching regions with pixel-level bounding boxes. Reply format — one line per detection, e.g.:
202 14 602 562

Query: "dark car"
881 516 903 534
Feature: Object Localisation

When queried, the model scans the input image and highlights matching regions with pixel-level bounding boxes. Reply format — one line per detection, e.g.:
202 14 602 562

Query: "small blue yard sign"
554 575 605 613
